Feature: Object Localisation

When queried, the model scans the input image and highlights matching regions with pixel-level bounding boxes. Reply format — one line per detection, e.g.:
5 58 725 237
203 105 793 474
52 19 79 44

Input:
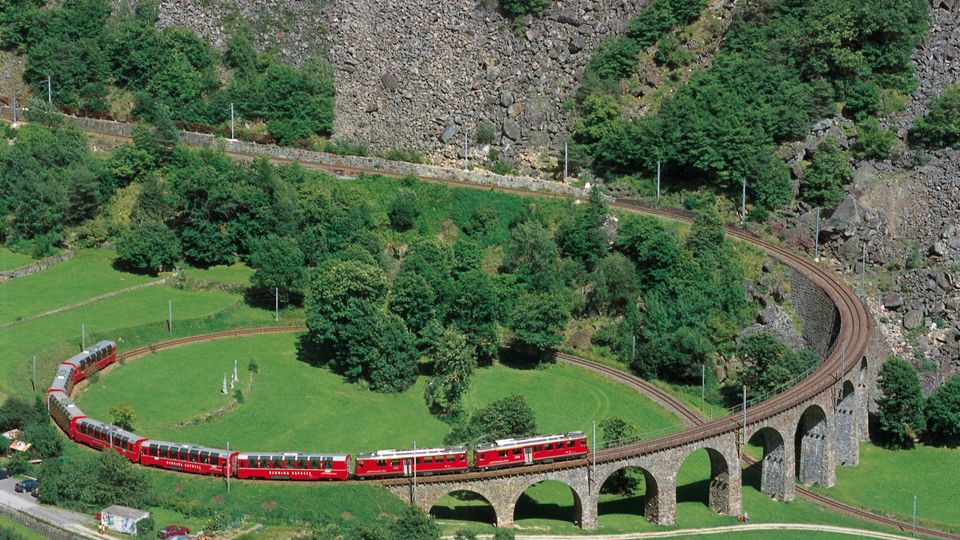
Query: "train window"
390 459 400 466
545 444 553 450
513 448 522 455
446 455 455 462
189 449 200 462
285 456 295 468
376 460 386 466
298 457 308 468
498 450 508 457
323 457 333 470
535 446 543 451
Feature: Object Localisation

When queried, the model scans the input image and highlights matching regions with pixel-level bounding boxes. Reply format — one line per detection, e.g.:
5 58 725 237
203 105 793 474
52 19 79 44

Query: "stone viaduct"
386 217 878 530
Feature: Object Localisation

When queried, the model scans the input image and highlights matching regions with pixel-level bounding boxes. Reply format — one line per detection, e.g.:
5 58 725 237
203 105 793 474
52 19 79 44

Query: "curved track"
29 117 954 538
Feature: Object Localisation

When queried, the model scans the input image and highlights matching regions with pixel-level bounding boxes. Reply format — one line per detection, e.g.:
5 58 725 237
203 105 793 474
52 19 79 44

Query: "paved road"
0 478 101 539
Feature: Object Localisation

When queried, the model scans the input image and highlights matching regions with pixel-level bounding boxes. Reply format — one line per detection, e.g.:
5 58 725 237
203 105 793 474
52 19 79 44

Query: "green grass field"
180 263 254 286
0 285 250 399
0 247 33 271
74 334 683 453
0 249 157 325
811 443 960 533
0 515 50 540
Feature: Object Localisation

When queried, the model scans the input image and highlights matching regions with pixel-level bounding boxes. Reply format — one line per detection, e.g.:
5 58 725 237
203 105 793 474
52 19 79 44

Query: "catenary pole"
701 363 705 414
32 356 36 393
742 385 747 433
592 420 596 476
860 243 867 298
230 103 235 140
168 300 172 334
227 441 231 493
912 495 917 535
412 440 417 504
656 159 661 203
81 323 86 351
11 95 16 125
814 207 821 261
463 133 468 171
564 142 568 183
47 75 52 105
275 287 279 322
741 178 746 225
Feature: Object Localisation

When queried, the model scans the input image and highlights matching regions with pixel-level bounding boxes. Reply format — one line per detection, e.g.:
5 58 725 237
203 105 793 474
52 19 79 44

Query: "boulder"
502 119 522 141
569 35 585 53
500 91 514 108
438 124 460 143
380 72 399 92
557 9 580 25
903 310 923 330
883 293 905 310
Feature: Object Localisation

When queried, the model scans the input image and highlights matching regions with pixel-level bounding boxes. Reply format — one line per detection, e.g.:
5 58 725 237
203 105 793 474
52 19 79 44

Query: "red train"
61 341 116 385
355 447 469 478
46 342 590 482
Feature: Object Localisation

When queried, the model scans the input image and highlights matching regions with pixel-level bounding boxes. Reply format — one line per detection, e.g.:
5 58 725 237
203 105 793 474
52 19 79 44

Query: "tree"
20 421 62 458
801 138 850 208
448 394 537 445
136 516 155 538
556 186 609 269
852 117 896 160
614 214 681 287
388 507 439 540
247 234 306 304
463 206 498 237
599 416 640 494
115 222 180 274
389 272 438 337
424 327 477 416
502 220 559 291
499 0 551 18
0 397 44 431
387 188 420 231
509 291 571 359
736 332 818 397
588 253 639 315
910 84 960 149
924 376 960 447
876 356 926 448
447 270 500 362
107 402 137 431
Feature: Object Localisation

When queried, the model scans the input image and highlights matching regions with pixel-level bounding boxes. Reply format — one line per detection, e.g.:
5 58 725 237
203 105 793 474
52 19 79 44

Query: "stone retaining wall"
789 268 841 359
0 251 74 282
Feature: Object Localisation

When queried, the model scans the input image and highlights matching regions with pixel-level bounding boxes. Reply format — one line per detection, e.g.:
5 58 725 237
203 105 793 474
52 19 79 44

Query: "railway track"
28 115 955 538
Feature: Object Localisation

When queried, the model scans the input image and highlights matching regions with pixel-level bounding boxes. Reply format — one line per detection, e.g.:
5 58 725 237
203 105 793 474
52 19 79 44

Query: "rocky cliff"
145 0 664 168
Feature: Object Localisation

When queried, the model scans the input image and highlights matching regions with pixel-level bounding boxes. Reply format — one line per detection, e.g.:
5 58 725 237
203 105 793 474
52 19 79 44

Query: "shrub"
876 356 925 448
499 0 551 17
115 222 180 275
136 516 155 537
844 80 883 120
475 121 496 144
852 117 896 160
924 376 960 446
388 189 420 231
801 138 850 208
910 84 960 149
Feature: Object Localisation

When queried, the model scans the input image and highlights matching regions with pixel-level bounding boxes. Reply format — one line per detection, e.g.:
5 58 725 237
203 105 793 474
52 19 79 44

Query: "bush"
499 0 551 17
801 138 850 208
115 222 180 274
909 84 960 149
447 394 537 445
475 121 496 144
136 516 155 537
852 117 896 160
924 376 960 446
388 189 420 231
876 356 926 448
844 80 883 120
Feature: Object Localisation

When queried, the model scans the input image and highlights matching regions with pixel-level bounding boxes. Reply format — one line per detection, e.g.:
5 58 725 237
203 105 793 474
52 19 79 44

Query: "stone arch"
836 380 858 466
596 464 660 523
744 426 791 501
675 446 734 514
512 479 584 527
795 403 833 487
428 489 498 527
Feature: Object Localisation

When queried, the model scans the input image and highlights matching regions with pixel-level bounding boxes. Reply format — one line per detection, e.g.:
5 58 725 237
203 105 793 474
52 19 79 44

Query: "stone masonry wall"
0 251 74 282
788 268 841 360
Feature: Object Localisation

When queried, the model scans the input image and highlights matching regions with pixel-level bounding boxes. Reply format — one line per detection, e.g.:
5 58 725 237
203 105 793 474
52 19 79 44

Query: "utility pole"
47 75 52 105
230 103 235 140
463 132 468 171
275 287 279 322
742 385 747 432
631 335 636 364
656 159 661 203
31 356 36 393
168 300 173 334
860 243 867 298
592 420 596 474
701 363 705 414
563 142 568 183
11 95 16 126
741 178 747 225
81 324 86 351
227 441 231 493
412 440 417 504
912 495 917 535
814 207 821 262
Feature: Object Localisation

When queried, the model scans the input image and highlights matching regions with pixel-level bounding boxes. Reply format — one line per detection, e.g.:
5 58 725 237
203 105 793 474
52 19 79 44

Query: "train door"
523 447 533 465
403 458 413 477
323 457 333 473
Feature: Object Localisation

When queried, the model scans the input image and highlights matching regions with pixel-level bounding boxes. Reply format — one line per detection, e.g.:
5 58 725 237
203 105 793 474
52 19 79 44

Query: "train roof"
48 364 74 392
236 452 349 460
77 417 144 441
477 431 585 451
356 446 467 460
142 440 232 456
48 393 85 419
62 341 116 366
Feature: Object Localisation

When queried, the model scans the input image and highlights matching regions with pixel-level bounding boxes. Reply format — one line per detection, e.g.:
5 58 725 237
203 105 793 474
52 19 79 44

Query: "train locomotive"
46 342 589 481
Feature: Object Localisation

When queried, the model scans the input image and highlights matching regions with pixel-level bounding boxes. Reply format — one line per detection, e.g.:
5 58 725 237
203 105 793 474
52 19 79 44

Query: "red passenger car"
234 452 350 481
355 447 469 478
47 393 85 439
475 432 588 469
139 441 235 476
74 418 146 461
62 341 117 385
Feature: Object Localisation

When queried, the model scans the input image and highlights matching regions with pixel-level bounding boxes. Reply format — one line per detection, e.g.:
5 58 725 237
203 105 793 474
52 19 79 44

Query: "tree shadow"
514 492 575 523
295 333 329 368
498 346 557 371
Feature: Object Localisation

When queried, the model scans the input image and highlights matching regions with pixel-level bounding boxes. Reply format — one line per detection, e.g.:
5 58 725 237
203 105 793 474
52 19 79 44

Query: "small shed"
100 505 150 535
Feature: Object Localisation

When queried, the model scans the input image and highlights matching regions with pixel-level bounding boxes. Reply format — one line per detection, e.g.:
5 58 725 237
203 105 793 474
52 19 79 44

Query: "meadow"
0 249 156 325
0 247 32 271
74 334 684 453
811 443 960 533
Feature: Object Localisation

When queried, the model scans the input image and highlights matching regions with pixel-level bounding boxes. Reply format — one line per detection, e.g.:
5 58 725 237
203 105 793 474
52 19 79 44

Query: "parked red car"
157 525 189 538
